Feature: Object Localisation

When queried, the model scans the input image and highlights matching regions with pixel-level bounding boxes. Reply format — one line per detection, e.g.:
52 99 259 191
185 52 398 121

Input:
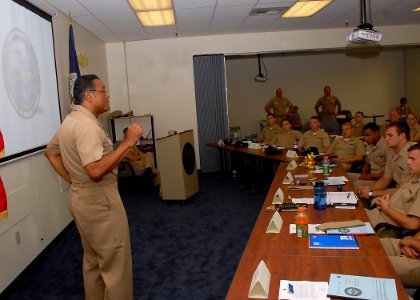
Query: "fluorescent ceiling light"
413 6 420 12
282 0 332 18
136 10 175 26
128 0 172 11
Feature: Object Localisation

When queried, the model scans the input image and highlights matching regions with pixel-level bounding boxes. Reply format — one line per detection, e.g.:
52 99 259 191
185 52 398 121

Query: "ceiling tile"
175 7 214 25
173 0 216 9
73 15 108 31
213 4 255 22
218 0 257 6
47 0 90 16
77 0 133 15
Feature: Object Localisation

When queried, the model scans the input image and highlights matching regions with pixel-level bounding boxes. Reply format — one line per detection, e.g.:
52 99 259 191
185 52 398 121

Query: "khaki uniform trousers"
69 181 133 300
380 238 420 287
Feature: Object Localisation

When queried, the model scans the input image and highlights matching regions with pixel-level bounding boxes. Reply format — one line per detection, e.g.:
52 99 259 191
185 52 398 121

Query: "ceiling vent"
250 7 289 16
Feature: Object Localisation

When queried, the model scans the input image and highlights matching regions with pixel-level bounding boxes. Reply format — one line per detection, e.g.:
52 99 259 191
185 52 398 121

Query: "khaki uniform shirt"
47 105 116 183
265 96 293 118
384 142 417 186
396 105 413 118
382 179 420 225
258 124 283 145
366 137 387 174
352 124 364 137
410 123 420 141
327 136 365 158
275 130 302 148
315 95 341 120
298 129 330 150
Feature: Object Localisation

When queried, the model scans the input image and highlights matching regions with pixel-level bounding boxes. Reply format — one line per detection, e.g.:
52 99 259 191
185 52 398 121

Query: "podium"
155 130 199 201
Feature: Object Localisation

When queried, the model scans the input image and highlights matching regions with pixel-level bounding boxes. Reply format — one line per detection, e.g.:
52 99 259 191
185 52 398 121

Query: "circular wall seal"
3 28 41 119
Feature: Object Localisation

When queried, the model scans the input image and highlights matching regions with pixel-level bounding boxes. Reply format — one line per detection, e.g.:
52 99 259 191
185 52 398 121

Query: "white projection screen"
0 0 61 164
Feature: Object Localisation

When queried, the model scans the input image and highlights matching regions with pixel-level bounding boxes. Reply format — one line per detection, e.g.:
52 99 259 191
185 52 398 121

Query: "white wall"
226 50 410 137
106 25 420 168
405 48 420 114
0 5 109 293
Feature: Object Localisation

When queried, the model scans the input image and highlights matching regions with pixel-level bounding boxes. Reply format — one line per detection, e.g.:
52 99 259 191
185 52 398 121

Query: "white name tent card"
272 187 284 204
287 160 298 170
286 150 298 158
282 172 294 184
266 211 283 233
248 260 271 299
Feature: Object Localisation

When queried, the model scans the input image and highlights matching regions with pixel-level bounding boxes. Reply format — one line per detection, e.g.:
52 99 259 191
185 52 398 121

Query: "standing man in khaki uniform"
298 116 330 153
45 75 142 300
327 122 365 172
357 122 416 205
314 85 341 121
258 113 283 145
264 88 293 123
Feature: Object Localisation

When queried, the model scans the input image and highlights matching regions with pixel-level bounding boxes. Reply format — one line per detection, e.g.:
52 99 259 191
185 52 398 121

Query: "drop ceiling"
44 0 420 43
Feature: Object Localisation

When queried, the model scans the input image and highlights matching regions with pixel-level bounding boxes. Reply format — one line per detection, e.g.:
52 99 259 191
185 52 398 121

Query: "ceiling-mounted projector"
346 28 381 44
346 0 381 44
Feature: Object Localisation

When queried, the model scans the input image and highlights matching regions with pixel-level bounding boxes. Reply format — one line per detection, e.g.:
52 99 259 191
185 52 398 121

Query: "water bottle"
322 155 330 175
314 181 327 210
293 140 298 151
295 206 308 238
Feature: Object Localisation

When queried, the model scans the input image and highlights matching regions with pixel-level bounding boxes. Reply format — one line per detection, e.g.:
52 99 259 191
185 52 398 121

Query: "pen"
347 193 350 198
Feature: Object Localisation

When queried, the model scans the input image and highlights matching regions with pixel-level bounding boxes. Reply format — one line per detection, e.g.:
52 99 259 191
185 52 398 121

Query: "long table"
223 157 408 299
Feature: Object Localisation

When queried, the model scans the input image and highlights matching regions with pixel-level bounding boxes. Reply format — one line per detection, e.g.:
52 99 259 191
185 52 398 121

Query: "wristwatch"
368 191 373 198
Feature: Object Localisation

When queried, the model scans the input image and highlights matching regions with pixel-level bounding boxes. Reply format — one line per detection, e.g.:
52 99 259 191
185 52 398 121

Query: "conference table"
209 144 409 299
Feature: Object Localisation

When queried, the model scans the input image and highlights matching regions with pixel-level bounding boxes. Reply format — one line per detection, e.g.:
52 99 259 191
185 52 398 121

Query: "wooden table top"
226 161 408 299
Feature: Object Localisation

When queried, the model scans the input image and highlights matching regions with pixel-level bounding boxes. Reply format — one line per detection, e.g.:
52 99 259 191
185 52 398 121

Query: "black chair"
337 109 352 127
320 120 340 135
117 161 155 191
374 222 417 239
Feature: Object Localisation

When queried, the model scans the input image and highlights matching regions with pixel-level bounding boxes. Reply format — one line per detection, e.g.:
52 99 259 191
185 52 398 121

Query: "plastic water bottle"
322 155 330 175
293 140 298 151
295 206 308 238
314 181 327 210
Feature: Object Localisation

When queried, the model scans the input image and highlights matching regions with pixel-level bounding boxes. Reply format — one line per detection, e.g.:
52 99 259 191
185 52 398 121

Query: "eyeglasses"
89 89 108 94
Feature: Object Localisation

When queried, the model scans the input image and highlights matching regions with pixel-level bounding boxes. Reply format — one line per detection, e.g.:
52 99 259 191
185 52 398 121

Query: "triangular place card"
286 150 298 158
282 171 294 184
248 260 271 299
266 211 283 233
287 160 297 170
272 187 284 204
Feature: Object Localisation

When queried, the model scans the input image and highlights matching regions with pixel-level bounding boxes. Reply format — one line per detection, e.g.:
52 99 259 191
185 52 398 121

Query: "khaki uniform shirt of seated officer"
351 111 365 137
380 231 420 288
407 112 420 143
123 128 160 187
258 114 283 145
395 97 413 120
351 122 387 189
298 116 330 153
327 122 365 172
365 143 420 236
274 118 302 148
45 75 143 300
358 122 417 202
264 88 293 123
314 85 341 121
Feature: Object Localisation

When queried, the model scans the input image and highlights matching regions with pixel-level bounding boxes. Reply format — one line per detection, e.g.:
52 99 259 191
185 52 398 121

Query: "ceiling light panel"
282 0 332 18
128 0 173 11
136 9 175 26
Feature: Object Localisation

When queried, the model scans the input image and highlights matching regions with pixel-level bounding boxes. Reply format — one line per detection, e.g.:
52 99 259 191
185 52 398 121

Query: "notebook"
309 235 359 249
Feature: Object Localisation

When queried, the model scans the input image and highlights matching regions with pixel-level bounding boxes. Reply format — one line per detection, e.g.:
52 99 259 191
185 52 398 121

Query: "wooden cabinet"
110 115 157 166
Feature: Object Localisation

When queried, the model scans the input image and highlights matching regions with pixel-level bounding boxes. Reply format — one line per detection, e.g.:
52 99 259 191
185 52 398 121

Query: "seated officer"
352 111 365 137
358 122 416 203
380 108 401 137
258 113 282 145
298 116 330 153
350 122 387 189
123 128 161 187
407 112 420 142
327 122 365 172
365 143 420 236
381 232 420 288
275 118 302 148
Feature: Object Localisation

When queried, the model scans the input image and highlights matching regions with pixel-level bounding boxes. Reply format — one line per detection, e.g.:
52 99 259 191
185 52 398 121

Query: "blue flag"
69 20 80 110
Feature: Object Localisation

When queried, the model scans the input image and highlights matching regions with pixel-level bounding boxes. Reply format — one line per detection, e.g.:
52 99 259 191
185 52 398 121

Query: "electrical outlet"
15 231 21 245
